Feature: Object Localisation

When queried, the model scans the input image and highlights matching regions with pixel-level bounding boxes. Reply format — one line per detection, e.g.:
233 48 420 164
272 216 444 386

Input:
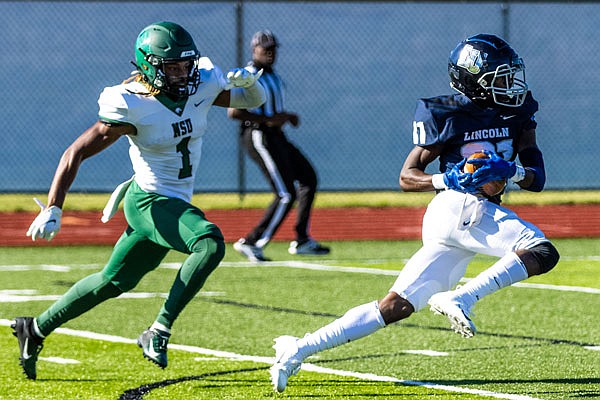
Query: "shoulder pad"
197 58 227 90
98 85 130 124
197 56 215 71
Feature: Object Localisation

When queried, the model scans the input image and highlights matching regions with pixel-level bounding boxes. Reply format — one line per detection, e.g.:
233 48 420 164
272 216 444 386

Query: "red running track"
2 204 599 246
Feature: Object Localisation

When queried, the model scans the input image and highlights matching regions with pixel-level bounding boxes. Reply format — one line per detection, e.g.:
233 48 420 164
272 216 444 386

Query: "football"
464 152 506 196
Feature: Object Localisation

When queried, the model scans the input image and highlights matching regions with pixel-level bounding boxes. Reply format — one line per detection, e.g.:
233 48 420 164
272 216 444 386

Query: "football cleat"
288 238 330 256
137 328 170 369
12 317 44 379
269 335 303 393
428 291 476 338
233 238 270 262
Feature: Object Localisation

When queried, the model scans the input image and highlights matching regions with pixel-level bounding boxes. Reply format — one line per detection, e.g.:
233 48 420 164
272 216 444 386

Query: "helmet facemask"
478 62 527 107
140 51 200 98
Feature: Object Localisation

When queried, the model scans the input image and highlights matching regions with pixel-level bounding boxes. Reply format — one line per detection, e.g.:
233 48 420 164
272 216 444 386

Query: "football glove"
26 198 62 241
443 159 478 193
469 150 517 186
225 67 263 90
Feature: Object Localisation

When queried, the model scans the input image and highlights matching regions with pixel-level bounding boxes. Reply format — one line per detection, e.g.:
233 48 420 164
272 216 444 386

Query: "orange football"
464 152 506 196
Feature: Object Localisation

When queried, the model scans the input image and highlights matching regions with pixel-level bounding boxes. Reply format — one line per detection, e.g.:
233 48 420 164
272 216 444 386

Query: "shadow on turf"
308 343 546 365
118 366 269 400
200 297 599 348
401 378 600 399
118 370 600 399
417 378 600 386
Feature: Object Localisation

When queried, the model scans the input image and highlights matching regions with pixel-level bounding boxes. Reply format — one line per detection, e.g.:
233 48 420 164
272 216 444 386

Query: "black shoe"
137 328 170 369
12 317 44 379
288 238 330 255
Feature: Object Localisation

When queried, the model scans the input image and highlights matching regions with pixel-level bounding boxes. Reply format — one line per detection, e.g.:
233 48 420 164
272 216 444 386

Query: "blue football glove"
469 151 516 186
443 159 478 193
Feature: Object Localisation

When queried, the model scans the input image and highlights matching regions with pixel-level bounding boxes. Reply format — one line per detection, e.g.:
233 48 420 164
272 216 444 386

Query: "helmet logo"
180 50 196 57
457 44 485 74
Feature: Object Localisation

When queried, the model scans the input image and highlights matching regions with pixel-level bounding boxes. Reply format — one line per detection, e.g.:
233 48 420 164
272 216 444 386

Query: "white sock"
150 321 171 335
296 301 386 359
33 318 45 339
456 252 529 308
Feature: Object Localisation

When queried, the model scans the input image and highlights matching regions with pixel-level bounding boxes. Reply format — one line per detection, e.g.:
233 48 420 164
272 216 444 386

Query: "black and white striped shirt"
246 63 285 118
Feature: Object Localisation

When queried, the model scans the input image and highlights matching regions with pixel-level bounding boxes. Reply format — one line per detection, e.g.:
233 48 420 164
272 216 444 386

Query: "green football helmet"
134 21 201 97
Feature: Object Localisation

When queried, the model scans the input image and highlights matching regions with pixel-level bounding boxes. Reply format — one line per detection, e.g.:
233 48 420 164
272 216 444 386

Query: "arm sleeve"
229 81 267 109
519 146 546 192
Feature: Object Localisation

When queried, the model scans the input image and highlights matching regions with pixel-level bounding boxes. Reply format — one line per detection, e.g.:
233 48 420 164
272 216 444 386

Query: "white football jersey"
98 57 227 202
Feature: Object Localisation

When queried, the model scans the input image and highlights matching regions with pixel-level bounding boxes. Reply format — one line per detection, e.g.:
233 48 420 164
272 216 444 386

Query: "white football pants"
390 190 548 311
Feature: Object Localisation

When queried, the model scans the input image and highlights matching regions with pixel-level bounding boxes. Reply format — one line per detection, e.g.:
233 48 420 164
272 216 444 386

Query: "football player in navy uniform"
269 34 559 393
12 21 265 379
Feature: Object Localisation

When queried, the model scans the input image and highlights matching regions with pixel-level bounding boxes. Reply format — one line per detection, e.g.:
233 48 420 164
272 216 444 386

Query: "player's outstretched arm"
47 122 130 208
214 68 266 109
27 121 130 241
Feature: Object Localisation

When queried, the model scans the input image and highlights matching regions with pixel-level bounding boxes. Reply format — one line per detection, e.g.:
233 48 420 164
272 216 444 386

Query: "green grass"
1 239 599 399
2 189 600 212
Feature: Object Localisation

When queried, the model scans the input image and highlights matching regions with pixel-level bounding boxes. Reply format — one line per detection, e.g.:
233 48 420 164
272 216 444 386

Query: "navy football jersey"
412 92 538 174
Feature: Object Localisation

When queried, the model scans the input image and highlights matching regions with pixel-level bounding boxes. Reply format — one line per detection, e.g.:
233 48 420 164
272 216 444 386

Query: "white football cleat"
428 291 476 338
269 335 303 393
233 238 270 262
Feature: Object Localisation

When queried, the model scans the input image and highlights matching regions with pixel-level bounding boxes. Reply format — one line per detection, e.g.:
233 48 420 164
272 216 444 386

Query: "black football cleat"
12 317 44 379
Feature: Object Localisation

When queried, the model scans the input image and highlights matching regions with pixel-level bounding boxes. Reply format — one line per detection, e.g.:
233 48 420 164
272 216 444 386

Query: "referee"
228 30 329 262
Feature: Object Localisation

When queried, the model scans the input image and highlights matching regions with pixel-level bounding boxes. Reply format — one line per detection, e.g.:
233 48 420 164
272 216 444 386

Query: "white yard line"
0 319 540 400
2 260 599 294
39 356 80 364
218 261 600 294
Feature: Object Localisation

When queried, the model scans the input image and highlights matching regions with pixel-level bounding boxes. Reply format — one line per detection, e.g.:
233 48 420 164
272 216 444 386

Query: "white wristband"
431 173 448 190
510 165 526 183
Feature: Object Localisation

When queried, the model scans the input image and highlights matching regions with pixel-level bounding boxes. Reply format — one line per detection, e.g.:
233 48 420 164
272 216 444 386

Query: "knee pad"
528 242 560 274
191 235 226 263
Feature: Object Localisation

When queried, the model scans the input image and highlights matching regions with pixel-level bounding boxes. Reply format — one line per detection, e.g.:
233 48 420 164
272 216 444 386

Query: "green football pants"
37 181 225 335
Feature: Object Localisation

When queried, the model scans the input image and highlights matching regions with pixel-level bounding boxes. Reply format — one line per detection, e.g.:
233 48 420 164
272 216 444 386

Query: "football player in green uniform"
12 21 266 379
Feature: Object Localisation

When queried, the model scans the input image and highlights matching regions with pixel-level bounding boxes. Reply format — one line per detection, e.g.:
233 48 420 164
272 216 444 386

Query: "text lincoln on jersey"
464 127 509 141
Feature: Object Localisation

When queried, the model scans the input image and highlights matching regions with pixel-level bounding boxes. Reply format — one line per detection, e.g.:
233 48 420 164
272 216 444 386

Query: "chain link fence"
2 1 598 193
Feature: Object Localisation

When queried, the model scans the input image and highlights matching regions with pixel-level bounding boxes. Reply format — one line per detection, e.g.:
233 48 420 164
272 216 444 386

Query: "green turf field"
1 239 599 399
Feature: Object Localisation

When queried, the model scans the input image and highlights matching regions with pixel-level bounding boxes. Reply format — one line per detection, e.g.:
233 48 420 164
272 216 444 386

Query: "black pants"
241 126 317 247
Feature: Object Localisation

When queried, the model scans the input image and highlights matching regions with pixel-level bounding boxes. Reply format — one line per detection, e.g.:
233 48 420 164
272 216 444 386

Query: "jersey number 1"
176 137 192 179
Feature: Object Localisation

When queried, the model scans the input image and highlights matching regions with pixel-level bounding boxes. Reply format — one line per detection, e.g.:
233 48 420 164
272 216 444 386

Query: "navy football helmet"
448 34 527 107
